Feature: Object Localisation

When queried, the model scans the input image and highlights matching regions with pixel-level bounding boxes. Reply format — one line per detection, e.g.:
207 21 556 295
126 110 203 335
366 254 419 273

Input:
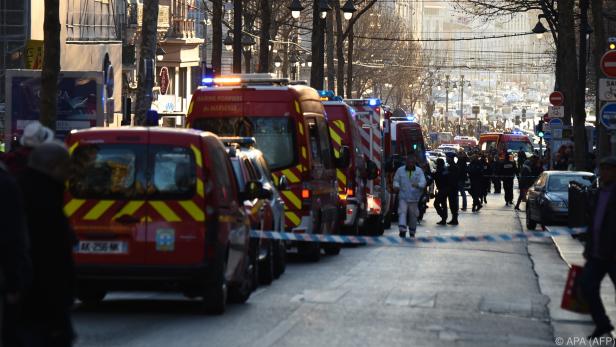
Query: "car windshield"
547 175 594 192
192 117 296 170
506 141 533 153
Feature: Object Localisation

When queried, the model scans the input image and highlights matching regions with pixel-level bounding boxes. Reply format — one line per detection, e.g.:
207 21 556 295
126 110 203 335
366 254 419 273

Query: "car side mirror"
278 175 289 190
335 146 351 169
366 160 379 180
245 180 264 200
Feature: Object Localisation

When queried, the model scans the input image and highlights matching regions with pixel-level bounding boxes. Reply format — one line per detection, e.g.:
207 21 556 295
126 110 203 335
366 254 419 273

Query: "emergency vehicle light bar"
202 74 290 87
345 98 382 107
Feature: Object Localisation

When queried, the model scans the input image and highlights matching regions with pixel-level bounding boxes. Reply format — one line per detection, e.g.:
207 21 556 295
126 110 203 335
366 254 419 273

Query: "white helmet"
20 121 54 147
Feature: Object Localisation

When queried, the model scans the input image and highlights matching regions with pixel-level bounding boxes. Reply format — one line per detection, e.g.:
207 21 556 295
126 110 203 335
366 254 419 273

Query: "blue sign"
543 131 552 140
600 103 616 130
549 118 563 126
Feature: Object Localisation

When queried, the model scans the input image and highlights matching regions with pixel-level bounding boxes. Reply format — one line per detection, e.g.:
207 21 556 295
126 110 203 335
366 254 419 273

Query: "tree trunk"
558 0 577 128
134 0 160 125
334 1 344 96
310 0 324 89
573 0 589 170
326 4 335 91
40 0 60 130
345 26 353 99
258 0 270 73
211 0 223 74
233 0 242 73
592 0 611 159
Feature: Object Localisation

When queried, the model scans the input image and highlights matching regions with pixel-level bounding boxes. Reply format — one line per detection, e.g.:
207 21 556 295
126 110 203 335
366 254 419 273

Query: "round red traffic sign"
543 113 550 122
549 91 564 106
600 51 616 78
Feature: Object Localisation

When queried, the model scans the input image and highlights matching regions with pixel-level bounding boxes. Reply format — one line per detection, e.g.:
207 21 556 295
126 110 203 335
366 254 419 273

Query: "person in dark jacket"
0 121 54 176
457 154 468 211
579 156 616 339
445 154 459 225
17 142 76 347
490 155 502 194
433 158 449 225
480 155 490 204
467 155 484 212
0 162 31 346
500 154 517 206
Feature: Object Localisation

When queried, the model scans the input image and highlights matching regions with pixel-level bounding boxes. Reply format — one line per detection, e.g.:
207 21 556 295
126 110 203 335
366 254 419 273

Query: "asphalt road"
73 193 557 347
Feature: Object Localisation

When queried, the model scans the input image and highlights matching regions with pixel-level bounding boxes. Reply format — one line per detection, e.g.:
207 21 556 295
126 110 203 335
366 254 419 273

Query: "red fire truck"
343 98 391 234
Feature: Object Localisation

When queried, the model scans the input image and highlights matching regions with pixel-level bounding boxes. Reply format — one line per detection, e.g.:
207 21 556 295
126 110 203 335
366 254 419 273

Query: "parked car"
65 127 254 314
221 137 287 285
526 171 595 230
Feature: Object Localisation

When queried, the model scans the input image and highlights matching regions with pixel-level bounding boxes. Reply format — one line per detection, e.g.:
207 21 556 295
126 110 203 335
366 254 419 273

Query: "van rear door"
67 130 149 265
144 132 206 266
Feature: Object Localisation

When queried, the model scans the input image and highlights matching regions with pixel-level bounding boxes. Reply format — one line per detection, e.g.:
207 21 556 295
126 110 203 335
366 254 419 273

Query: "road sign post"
549 91 564 106
548 106 564 118
600 51 616 78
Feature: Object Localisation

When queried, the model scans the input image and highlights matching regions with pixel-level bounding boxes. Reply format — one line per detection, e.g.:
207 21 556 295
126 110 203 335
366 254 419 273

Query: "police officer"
433 158 449 225
445 153 459 225
500 154 517 206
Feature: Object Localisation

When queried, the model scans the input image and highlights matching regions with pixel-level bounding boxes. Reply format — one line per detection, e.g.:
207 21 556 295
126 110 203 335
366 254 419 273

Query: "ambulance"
65 127 254 314
187 74 350 261
343 98 391 234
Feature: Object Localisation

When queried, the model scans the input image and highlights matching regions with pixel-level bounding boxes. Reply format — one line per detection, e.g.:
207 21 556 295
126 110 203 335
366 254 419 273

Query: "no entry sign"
549 91 564 106
600 51 616 78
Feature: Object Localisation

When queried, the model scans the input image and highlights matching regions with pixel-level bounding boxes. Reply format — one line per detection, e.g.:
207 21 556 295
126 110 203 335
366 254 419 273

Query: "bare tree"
134 0 159 125
211 0 223 74
40 0 60 129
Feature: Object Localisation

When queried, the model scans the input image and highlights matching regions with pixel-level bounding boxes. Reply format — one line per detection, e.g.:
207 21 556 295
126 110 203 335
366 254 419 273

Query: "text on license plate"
75 241 128 254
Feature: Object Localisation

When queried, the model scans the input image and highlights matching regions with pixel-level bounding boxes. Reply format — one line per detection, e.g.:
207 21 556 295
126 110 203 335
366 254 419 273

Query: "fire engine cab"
187 74 350 261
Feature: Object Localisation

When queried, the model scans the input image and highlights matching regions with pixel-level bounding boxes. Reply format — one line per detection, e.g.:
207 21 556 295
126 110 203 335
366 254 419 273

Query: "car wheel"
273 240 286 279
203 261 227 315
526 208 536 230
258 242 275 285
299 241 321 262
323 242 341 255
228 252 254 304
77 287 107 306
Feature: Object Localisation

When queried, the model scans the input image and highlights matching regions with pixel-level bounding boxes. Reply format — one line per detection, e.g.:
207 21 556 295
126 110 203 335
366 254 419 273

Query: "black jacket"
582 184 616 262
0 165 31 294
18 168 76 325
433 168 450 195
499 160 517 179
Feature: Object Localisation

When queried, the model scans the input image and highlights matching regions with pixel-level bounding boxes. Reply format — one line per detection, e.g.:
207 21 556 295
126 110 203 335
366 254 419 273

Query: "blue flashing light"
406 114 417 122
201 77 214 85
319 90 335 98
368 98 381 106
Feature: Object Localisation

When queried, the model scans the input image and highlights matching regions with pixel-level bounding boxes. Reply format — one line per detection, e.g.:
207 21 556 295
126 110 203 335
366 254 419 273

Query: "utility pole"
574 0 590 169
445 75 450 128
460 75 465 129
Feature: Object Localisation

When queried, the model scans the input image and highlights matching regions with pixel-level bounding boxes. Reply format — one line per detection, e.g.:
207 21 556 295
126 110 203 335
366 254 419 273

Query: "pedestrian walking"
393 155 427 238
490 155 502 194
514 157 536 211
500 154 516 206
579 156 616 339
467 155 484 212
457 154 468 211
517 148 527 172
433 158 449 225
445 153 460 225
17 142 76 347
0 162 31 347
481 155 491 204
417 162 433 222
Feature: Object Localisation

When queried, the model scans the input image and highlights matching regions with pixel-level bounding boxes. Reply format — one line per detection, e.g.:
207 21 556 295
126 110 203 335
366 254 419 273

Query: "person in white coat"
393 155 427 238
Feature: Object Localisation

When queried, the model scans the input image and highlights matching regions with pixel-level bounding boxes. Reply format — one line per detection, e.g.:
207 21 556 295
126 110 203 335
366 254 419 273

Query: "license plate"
75 241 128 254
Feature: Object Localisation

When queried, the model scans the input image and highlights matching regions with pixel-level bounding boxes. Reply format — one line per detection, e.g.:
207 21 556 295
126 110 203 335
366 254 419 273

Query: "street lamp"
289 0 303 19
156 46 166 61
532 16 548 39
342 0 357 20
241 33 256 51
224 31 233 51
318 0 331 19
306 54 312 68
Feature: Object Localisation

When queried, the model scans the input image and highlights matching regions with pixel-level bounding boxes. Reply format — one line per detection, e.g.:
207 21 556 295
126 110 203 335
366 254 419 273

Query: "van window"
209 143 236 206
316 117 334 169
192 117 296 171
481 140 497 152
69 144 144 199
149 145 196 199
230 159 246 192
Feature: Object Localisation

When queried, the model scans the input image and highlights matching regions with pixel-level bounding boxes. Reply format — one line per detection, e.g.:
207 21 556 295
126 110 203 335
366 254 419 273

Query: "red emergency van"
187 75 349 260
479 132 533 158
65 127 254 314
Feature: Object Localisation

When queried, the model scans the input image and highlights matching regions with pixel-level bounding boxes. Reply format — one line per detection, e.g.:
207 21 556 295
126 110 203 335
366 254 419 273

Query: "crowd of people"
1 121 76 347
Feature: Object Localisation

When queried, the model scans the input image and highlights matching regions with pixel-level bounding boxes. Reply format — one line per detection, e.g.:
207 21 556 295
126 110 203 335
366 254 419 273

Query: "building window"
66 0 121 41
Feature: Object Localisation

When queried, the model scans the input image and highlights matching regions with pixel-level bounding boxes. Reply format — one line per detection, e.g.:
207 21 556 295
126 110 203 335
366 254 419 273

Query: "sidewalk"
528 225 616 341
